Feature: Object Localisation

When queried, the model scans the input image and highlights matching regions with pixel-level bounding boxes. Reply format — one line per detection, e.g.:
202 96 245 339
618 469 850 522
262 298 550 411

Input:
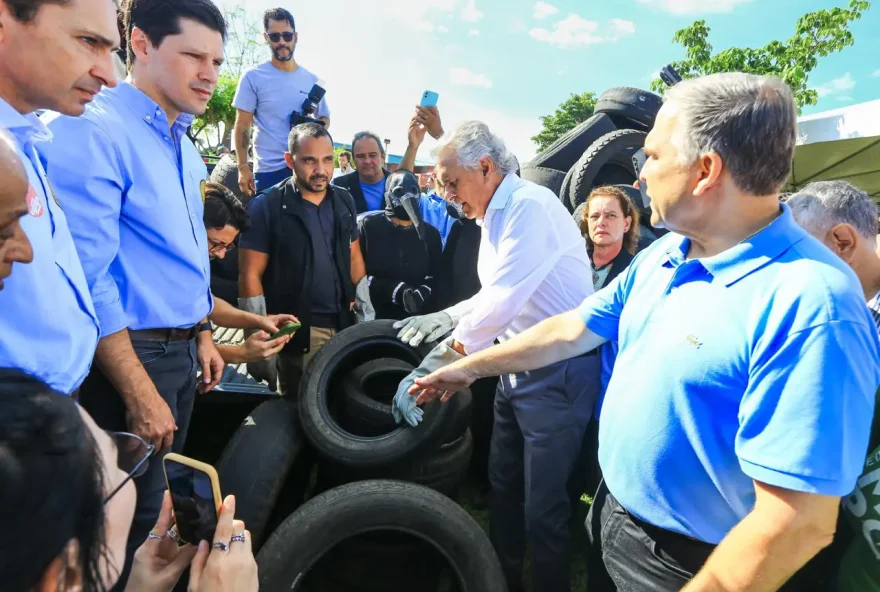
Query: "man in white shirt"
391 121 601 592
232 7 330 196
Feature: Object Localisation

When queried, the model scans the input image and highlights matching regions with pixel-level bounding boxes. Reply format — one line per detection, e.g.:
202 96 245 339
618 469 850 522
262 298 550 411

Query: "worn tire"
298 320 459 469
208 153 253 205
214 398 306 550
257 480 508 592
526 112 618 172
595 86 663 129
341 358 413 435
568 129 646 211
519 166 566 199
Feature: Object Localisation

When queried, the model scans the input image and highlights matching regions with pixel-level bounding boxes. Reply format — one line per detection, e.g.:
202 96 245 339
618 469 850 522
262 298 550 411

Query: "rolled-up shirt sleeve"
452 198 562 353
43 117 129 336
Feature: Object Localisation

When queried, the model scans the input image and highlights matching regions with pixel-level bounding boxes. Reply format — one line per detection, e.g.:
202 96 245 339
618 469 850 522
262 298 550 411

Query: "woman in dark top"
577 185 641 291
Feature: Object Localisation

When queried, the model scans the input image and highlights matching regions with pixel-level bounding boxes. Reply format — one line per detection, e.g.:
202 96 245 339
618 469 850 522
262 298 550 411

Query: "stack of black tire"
211 320 506 591
520 86 662 215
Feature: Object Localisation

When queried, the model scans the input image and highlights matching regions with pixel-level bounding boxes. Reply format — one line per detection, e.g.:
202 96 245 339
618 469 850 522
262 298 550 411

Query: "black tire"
568 129 646 211
214 398 306 550
341 358 414 435
526 112 617 172
298 320 460 469
595 86 663 129
208 153 253 206
519 166 566 199
257 480 508 592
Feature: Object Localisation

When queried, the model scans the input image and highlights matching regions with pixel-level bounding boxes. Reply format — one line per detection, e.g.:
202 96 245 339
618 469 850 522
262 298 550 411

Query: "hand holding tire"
189 495 258 592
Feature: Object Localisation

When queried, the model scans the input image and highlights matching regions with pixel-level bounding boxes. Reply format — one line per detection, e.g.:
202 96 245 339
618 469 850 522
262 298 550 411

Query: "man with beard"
358 169 442 321
38 0 227 584
238 123 369 397
233 8 330 196
0 0 118 395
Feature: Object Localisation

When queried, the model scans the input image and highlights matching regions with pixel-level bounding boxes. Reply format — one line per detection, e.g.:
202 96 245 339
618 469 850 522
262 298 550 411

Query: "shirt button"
164 136 170 142
144 115 152 122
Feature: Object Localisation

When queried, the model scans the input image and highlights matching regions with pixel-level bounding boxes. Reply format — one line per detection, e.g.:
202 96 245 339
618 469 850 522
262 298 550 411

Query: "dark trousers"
488 353 600 592
78 338 198 589
586 482 839 592
254 167 292 193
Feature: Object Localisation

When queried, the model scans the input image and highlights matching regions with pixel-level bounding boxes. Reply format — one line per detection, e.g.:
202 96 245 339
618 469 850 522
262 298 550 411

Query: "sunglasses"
103 432 155 504
268 32 295 43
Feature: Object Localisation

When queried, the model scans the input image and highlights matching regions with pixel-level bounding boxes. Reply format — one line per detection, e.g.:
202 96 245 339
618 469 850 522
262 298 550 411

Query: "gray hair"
352 131 385 157
287 122 333 154
664 72 797 196
788 181 878 240
433 121 518 176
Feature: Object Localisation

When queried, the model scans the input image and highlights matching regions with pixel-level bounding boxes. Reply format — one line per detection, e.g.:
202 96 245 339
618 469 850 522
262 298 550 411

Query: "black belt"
311 313 340 330
129 327 198 342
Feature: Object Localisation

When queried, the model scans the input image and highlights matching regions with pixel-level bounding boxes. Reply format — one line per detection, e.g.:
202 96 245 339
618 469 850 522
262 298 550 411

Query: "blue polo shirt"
578 204 880 544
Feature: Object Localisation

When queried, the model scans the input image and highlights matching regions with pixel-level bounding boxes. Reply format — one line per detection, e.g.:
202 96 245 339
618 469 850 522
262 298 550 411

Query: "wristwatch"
198 322 213 333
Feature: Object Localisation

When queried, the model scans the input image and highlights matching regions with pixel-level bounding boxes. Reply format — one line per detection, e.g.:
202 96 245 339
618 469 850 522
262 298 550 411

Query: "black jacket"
595 248 635 290
436 219 482 310
333 169 392 214
258 179 357 354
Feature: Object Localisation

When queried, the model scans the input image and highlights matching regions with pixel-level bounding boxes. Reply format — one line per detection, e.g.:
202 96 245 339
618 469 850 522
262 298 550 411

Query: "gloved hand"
392 337 464 427
238 295 279 391
401 285 431 315
353 276 375 323
393 311 457 347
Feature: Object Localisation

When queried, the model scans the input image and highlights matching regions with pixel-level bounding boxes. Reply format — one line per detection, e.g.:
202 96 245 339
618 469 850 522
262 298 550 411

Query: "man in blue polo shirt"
0 0 119 396
409 73 880 592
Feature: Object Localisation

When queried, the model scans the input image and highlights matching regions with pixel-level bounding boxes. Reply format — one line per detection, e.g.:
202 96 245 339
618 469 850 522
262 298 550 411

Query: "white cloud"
529 13 634 48
460 0 484 22
534 1 559 19
437 25 450 33
468 29 480 37
415 21 435 32
635 0 751 15
450 67 493 89
815 73 855 98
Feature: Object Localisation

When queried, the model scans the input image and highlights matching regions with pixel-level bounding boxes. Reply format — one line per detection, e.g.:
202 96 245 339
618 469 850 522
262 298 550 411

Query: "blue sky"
215 0 879 162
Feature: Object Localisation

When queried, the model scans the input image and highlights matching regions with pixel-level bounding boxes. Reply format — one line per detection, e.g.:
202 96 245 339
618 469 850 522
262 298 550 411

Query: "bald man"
0 129 33 289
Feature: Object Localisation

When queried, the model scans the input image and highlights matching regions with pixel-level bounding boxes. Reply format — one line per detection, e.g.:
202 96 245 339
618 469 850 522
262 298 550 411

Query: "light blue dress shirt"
40 82 212 336
419 191 454 248
0 98 99 394
577 204 880 544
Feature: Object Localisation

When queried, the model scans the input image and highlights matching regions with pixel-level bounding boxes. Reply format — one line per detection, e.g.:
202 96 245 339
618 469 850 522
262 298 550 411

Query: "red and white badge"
26 184 43 217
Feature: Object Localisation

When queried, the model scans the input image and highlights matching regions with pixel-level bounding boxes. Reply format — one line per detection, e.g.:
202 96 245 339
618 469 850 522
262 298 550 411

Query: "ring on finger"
166 528 179 541
147 532 164 541
230 533 247 544
212 541 229 551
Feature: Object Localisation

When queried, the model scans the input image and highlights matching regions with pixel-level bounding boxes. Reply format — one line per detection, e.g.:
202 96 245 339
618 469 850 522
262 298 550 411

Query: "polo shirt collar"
665 203 804 286
108 81 195 128
0 97 52 145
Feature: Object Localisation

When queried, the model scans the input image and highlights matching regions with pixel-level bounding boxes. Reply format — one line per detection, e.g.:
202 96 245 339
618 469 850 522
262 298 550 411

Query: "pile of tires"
521 86 662 214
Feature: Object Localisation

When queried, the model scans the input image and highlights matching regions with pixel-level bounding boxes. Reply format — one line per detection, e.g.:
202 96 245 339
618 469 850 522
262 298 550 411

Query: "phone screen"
632 148 651 209
165 460 218 544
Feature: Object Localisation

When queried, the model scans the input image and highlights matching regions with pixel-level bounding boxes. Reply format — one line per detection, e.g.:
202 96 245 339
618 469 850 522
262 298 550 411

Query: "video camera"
289 83 327 128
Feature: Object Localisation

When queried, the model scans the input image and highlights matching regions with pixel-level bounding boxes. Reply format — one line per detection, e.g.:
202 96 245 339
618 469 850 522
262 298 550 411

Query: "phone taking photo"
420 90 439 108
632 148 651 209
163 453 222 544
270 321 301 340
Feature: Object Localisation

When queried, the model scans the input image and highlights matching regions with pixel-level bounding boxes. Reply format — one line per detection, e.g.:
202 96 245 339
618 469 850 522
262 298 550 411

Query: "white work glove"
353 276 375 323
392 337 464 427
393 311 459 347
238 295 279 391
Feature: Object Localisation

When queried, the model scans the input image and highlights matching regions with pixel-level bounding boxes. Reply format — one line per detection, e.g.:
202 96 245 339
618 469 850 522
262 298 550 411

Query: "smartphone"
632 148 651 209
270 321 301 340
163 453 222 544
420 91 439 108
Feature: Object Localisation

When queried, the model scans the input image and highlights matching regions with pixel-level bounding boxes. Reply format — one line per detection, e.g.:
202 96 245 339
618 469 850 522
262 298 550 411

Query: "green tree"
650 0 870 110
531 92 597 152
191 74 239 148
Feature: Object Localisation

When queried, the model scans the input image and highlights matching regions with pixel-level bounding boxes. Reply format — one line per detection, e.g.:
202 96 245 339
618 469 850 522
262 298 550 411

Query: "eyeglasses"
208 236 237 255
268 32 295 43
103 432 155 504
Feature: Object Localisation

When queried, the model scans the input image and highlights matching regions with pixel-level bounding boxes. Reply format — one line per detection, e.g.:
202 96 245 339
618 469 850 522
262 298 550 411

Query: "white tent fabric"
791 98 880 198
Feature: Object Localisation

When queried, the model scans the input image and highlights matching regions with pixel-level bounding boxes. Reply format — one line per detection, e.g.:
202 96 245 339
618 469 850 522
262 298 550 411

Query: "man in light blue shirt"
419 185 455 247
334 131 391 214
0 0 119 396
411 74 880 591
39 0 227 584
232 8 330 195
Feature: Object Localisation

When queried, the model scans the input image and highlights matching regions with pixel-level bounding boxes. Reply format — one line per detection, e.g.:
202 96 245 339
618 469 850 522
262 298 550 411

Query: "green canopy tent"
789 98 880 199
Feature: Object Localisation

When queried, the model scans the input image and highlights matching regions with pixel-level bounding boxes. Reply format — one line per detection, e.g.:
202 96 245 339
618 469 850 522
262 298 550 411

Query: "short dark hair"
288 122 334 155
263 7 295 31
123 0 227 66
4 0 70 22
352 131 385 158
203 182 249 232
338 150 352 161
0 370 107 592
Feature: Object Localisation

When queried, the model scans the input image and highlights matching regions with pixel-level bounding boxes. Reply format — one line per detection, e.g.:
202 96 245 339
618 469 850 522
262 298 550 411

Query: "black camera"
289 83 327 128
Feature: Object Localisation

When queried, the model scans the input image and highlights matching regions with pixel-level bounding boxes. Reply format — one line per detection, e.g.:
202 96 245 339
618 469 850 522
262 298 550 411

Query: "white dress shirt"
449 172 593 353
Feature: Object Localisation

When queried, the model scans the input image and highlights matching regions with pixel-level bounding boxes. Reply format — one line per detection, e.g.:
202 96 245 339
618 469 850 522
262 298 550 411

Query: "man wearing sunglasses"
232 8 331 197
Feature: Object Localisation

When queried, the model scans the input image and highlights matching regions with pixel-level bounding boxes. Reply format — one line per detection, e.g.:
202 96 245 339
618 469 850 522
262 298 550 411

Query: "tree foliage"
531 92 597 152
650 0 870 110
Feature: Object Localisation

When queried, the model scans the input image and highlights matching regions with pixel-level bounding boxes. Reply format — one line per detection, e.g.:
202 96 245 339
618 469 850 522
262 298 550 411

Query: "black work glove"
401 284 432 315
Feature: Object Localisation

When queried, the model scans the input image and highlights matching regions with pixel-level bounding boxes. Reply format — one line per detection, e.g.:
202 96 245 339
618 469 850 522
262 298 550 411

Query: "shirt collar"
108 81 195 129
664 203 805 286
486 172 520 212
0 97 53 145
